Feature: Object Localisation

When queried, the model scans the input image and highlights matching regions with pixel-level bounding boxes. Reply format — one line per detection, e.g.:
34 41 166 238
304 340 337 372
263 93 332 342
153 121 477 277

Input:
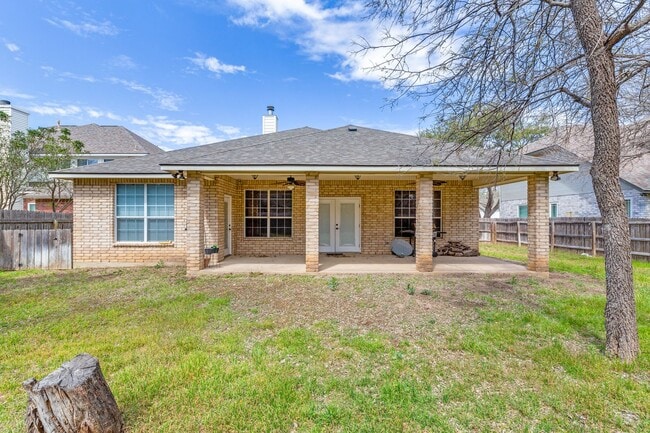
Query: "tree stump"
23 353 123 433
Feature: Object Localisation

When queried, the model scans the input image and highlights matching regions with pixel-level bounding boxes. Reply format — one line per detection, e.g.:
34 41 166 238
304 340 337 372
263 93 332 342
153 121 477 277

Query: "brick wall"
24 199 73 214
74 175 479 265
73 178 187 267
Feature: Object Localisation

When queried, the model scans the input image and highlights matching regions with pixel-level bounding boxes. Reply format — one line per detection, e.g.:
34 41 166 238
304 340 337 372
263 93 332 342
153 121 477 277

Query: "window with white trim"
518 205 528 218
115 184 174 242
245 190 292 237
27 202 36 212
550 203 558 218
394 190 443 237
625 199 632 217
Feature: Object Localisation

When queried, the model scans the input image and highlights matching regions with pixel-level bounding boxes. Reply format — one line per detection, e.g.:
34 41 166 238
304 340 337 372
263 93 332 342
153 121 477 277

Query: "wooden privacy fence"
0 210 73 270
479 218 650 261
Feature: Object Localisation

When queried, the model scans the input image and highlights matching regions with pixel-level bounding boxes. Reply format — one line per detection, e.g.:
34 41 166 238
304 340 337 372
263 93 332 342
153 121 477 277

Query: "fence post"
491 221 497 244
516 221 521 247
591 221 597 256
550 220 555 252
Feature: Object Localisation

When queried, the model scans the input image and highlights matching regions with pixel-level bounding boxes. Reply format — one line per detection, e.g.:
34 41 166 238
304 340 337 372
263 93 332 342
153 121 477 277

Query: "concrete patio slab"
201 254 530 275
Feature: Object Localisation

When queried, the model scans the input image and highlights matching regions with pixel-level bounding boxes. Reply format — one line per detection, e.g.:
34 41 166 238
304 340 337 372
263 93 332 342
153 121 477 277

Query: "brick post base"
416 176 433 272
305 176 320 272
186 173 205 271
527 173 549 272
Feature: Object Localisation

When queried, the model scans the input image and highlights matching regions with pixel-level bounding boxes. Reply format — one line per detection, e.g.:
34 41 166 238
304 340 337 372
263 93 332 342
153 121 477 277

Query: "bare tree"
361 0 648 360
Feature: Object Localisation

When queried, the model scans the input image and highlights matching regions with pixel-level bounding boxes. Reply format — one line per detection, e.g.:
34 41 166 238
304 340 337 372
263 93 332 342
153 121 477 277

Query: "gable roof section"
524 126 650 191
52 125 577 178
60 124 164 156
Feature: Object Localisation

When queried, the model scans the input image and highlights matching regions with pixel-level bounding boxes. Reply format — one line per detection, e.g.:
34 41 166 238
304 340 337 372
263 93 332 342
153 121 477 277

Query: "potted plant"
204 244 219 255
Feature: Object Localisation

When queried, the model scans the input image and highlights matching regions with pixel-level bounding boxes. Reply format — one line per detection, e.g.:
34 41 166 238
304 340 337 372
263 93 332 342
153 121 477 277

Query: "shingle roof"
524 125 650 191
54 125 576 176
59 124 164 155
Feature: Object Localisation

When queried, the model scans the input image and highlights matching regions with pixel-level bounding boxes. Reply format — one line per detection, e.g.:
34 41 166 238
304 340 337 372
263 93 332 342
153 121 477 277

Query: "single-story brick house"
52 118 578 273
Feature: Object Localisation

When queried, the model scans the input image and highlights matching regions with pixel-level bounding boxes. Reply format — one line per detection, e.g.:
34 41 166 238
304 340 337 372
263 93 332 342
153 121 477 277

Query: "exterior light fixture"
550 171 561 181
355 174 361 180
252 174 258 180
172 170 185 180
287 183 295 191
458 173 467 181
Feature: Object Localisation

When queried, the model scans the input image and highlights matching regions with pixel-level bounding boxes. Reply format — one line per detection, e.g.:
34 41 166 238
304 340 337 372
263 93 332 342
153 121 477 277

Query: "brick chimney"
262 105 278 134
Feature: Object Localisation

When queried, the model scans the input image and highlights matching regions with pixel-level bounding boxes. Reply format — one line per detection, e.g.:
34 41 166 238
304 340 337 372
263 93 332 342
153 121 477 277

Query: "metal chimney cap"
266 105 275 113
0 100 10 105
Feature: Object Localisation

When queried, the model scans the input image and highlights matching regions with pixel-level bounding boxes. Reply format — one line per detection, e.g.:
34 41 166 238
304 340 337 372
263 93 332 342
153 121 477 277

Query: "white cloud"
46 17 119 36
132 116 224 149
109 78 182 111
215 124 241 136
226 0 437 87
40 65 97 83
0 88 35 100
5 42 20 52
109 54 137 70
27 103 82 116
86 109 122 121
188 53 246 76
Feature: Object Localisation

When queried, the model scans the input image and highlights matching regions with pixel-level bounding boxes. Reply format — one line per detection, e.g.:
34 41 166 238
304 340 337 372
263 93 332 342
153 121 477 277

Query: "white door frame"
224 195 232 256
319 197 361 253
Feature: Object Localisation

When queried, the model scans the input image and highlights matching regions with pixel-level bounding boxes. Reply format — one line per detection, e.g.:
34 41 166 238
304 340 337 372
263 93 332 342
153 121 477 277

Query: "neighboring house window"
518 205 528 218
625 199 632 217
550 203 558 218
77 159 100 166
394 190 443 237
27 202 36 212
245 190 292 237
115 184 174 242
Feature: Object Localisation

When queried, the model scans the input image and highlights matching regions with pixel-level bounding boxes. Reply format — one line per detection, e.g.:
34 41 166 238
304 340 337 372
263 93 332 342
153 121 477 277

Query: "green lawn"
1 248 648 432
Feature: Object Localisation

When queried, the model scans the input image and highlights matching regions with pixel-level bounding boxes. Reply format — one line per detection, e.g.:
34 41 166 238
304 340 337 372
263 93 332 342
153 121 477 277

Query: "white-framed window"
518 204 528 218
77 159 100 166
625 199 632 217
115 184 174 242
550 203 558 218
245 190 292 237
27 202 36 212
394 190 443 237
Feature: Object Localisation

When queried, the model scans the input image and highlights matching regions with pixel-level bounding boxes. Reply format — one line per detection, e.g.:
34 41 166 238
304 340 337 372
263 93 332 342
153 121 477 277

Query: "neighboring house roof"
52 125 577 178
524 125 650 191
59 123 164 156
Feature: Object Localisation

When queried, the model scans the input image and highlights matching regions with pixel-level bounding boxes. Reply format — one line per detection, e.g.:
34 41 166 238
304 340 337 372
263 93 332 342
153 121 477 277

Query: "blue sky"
1 0 429 150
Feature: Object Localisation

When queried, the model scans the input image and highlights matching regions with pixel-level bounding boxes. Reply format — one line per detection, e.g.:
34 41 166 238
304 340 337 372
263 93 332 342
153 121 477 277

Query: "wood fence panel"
0 211 72 270
480 218 650 261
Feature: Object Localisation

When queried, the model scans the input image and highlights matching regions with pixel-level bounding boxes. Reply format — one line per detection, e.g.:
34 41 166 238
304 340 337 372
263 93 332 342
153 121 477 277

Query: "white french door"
319 198 360 253
223 195 232 256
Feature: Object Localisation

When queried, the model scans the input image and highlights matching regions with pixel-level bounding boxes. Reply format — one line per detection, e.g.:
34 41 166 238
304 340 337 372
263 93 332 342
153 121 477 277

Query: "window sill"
113 242 175 248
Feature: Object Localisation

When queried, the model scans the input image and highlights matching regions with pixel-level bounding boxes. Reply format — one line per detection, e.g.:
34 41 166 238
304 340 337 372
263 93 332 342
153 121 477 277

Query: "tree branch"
541 0 571 7
606 1 649 49
559 86 591 108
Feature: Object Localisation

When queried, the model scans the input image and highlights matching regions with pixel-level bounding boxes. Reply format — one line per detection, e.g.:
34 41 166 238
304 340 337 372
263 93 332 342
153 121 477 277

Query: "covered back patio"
200 253 530 275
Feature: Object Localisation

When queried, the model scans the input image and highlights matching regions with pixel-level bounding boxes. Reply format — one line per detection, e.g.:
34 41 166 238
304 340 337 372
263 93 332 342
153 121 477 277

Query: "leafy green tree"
26 127 84 212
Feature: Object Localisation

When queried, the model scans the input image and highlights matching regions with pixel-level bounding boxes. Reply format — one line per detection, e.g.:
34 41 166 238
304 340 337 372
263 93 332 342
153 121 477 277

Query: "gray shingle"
55 125 576 176
59 124 164 155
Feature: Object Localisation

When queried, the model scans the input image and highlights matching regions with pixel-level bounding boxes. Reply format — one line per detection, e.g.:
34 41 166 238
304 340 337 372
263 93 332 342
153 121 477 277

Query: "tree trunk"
570 0 639 360
23 354 124 433
483 186 499 218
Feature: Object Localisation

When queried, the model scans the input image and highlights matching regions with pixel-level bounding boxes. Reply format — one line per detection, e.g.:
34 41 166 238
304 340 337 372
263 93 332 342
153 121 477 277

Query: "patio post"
527 173 549 273
416 174 434 272
186 172 205 271
305 174 320 272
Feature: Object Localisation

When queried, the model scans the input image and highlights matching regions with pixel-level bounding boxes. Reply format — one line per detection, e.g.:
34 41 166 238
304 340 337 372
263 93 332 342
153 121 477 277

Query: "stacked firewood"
437 241 480 257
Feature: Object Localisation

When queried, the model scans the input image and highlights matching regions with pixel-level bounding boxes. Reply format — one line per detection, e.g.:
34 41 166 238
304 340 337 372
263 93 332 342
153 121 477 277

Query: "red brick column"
305 175 320 272
527 173 549 272
416 175 433 272
186 173 205 271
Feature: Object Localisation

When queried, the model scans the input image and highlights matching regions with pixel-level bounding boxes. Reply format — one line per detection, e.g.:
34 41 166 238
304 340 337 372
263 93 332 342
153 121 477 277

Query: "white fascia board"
158 165 580 174
49 173 172 179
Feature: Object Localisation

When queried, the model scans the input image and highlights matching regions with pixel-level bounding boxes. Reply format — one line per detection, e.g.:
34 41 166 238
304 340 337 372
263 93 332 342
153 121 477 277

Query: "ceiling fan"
278 176 305 190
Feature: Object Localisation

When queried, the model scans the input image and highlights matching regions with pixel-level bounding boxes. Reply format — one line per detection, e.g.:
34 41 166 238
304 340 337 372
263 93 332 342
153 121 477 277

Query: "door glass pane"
339 202 356 246
319 203 331 246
